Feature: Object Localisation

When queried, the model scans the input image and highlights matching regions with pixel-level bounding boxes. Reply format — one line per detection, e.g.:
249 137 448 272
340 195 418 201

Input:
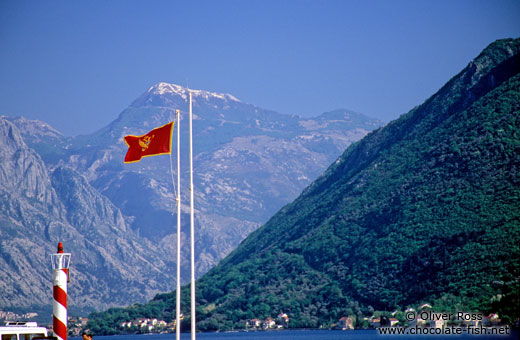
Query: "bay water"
69 328 518 340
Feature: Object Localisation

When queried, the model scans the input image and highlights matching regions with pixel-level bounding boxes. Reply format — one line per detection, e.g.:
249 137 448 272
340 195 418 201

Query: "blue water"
69 329 518 340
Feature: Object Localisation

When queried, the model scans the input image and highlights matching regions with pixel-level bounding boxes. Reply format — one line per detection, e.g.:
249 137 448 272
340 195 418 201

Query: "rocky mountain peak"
0 117 59 208
132 82 240 108
0 117 27 151
3 116 64 142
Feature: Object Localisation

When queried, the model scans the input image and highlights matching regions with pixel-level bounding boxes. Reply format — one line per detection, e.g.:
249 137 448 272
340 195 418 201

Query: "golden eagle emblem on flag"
138 135 155 151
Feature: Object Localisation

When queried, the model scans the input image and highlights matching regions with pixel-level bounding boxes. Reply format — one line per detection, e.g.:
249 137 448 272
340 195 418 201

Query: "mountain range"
0 82 382 312
84 38 520 332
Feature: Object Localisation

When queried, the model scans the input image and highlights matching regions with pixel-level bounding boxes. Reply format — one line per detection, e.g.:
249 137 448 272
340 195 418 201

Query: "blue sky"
1 0 519 136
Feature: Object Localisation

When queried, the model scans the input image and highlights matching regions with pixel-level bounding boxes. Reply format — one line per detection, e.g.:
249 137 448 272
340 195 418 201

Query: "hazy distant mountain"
1 84 381 312
89 38 520 331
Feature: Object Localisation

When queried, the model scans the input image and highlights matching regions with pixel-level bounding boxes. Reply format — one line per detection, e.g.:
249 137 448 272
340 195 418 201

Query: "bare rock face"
0 119 61 214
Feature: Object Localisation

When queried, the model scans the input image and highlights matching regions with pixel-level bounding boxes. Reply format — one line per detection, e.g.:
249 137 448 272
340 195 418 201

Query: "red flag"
123 122 174 163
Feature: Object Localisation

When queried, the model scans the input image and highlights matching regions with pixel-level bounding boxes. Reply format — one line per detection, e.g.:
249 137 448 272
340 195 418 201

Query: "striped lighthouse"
51 242 71 340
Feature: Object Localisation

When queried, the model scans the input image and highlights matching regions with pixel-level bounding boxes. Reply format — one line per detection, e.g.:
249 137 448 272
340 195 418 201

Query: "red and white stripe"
53 268 68 340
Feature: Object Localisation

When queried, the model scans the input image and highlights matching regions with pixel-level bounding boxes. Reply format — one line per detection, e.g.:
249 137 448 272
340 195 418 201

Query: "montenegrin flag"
123 122 174 163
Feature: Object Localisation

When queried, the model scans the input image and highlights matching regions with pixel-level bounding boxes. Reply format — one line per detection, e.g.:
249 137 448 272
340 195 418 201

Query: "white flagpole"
189 92 196 339
175 109 182 340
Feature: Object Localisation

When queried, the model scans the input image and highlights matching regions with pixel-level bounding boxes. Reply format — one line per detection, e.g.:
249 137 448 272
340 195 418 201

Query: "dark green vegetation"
87 39 520 333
